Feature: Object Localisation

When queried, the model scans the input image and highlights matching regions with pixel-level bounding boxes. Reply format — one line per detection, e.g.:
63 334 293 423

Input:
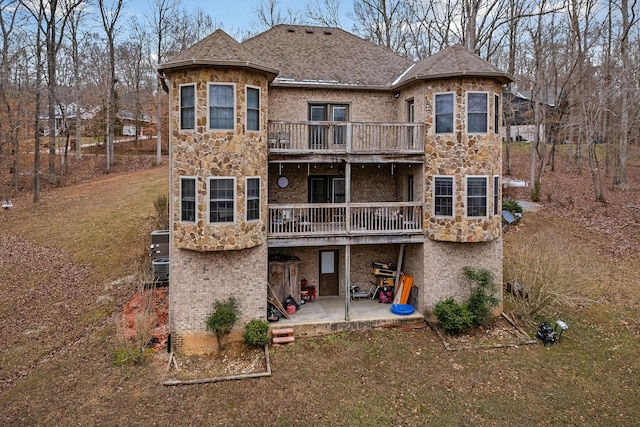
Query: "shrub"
502 197 523 215
434 297 474 335
504 230 595 323
207 297 239 351
463 267 499 327
153 193 169 230
243 319 270 348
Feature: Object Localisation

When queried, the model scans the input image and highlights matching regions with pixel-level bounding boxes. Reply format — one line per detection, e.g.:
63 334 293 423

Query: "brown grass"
0 145 639 425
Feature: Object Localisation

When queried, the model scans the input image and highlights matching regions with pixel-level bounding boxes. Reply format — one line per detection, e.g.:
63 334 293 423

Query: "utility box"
150 230 169 259
152 257 170 282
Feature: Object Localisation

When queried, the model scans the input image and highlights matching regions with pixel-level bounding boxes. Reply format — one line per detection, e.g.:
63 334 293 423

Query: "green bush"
243 319 270 348
434 297 474 335
502 197 523 215
206 297 239 351
463 267 499 327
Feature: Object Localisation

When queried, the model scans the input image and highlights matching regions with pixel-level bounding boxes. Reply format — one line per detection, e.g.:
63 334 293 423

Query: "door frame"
318 249 339 296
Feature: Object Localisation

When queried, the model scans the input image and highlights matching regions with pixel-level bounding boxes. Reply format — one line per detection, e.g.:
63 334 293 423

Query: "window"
407 99 415 146
493 175 500 215
435 93 454 133
467 176 488 217
180 85 195 130
209 84 234 130
467 92 488 133
180 177 196 222
246 87 260 131
209 177 235 223
494 94 500 134
434 176 454 217
246 177 260 221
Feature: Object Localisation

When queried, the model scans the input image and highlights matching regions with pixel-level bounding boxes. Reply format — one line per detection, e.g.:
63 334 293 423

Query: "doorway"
319 249 339 296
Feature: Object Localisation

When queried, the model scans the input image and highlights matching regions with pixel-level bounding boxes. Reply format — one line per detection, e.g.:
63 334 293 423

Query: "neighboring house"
158 25 513 355
503 88 565 143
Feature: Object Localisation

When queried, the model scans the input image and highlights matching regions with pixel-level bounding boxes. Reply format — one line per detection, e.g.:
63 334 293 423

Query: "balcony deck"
268 202 423 245
268 121 425 154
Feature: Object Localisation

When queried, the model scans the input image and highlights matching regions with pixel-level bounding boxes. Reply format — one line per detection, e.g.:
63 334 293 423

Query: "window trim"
246 85 260 132
208 176 236 224
246 176 260 222
434 92 455 134
433 175 455 218
467 91 489 134
208 83 236 131
493 175 500 215
179 84 196 131
494 94 500 135
466 175 488 218
180 176 197 223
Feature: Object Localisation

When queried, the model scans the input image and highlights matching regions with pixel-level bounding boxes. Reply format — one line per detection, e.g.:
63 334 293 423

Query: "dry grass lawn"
0 144 639 426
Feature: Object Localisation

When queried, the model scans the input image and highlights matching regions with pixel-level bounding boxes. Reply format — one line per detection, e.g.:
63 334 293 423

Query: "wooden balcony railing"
268 121 425 153
268 202 423 237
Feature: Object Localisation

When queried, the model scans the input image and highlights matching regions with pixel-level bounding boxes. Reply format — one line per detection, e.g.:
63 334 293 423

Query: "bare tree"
351 0 407 51
66 6 87 160
98 0 123 172
305 0 343 27
253 0 304 31
148 0 181 166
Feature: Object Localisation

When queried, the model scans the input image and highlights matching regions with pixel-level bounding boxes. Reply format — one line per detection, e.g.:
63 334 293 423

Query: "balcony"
268 121 425 154
268 202 423 238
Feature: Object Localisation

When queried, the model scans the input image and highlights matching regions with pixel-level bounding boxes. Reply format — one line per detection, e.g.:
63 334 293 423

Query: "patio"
271 296 424 338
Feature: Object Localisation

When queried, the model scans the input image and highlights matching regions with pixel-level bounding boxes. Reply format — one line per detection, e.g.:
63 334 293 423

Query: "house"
502 87 565 143
158 25 513 355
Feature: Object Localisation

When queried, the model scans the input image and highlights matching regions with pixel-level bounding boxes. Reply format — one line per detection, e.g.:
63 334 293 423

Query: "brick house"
158 25 513 355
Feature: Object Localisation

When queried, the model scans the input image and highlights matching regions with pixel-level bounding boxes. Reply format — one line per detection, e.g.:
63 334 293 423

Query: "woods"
0 0 638 203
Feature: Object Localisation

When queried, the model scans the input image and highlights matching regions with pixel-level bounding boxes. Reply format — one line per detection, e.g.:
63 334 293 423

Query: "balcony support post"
345 244 351 321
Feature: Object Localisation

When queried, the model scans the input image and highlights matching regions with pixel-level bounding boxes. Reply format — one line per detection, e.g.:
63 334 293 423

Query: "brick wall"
169 244 268 355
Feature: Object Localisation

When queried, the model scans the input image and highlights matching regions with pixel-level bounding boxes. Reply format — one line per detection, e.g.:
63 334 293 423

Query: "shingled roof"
158 29 279 76
394 45 513 87
241 25 413 89
158 27 512 89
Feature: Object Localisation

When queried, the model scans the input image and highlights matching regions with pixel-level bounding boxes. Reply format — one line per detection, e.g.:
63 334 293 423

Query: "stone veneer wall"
168 67 269 252
169 244 267 355
165 66 272 354
423 78 503 243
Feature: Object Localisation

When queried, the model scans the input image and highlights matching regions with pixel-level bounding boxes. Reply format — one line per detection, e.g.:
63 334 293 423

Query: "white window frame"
208 83 235 131
466 175 488 218
179 84 196 131
493 175 500 215
208 176 236 224
466 92 489 134
434 92 455 134
433 175 455 217
246 176 260 222
246 85 260 132
180 176 197 223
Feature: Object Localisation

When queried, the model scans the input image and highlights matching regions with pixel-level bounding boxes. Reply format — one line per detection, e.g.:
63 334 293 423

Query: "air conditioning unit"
152 257 170 282
150 230 169 259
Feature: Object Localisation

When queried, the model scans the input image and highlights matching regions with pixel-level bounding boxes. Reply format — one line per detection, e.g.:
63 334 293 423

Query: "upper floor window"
435 93 454 134
466 176 488 217
493 175 500 215
246 177 260 221
494 94 500 134
209 177 235 223
434 176 454 217
467 92 488 133
246 87 260 131
209 84 234 130
180 177 196 222
180 85 195 130
309 103 348 148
